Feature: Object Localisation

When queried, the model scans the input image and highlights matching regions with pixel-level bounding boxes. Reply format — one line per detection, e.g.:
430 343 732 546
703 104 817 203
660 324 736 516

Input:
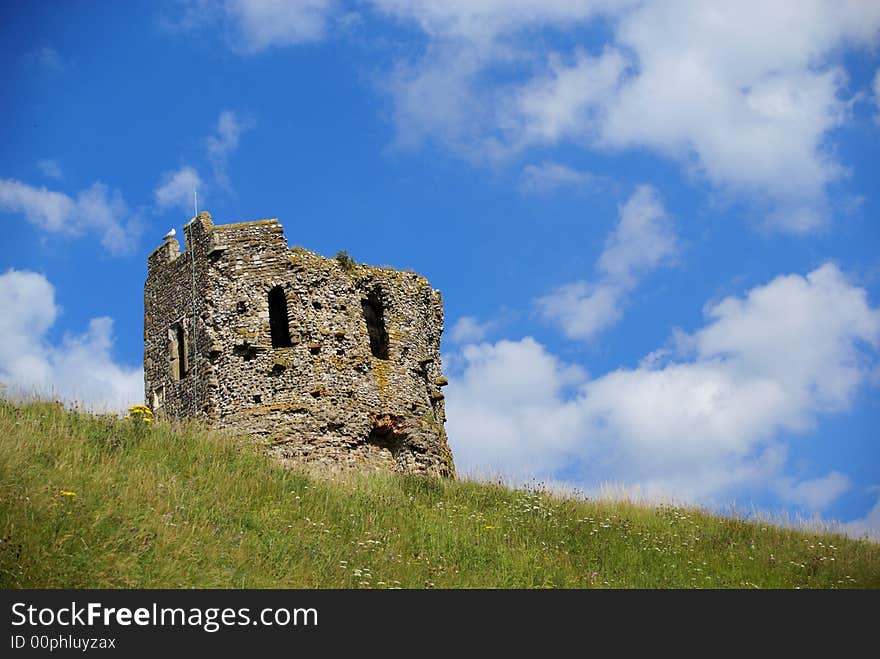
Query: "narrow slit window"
362 290 389 360
268 285 292 348
169 323 187 380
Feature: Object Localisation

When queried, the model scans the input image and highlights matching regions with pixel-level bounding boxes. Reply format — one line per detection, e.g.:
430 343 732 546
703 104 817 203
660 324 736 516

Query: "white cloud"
536 280 624 343
598 186 677 279
511 47 626 147
172 0 334 53
372 0 622 43
777 472 851 511
447 262 880 512
172 2 879 226
446 337 589 478
0 270 143 412
229 0 333 50
448 316 496 343
536 185 675 340
372 0 880 231
839 497 880 540
206 111 243 162
205 110 248 189
155 111 246 210
175 2 877 227
0 179 137 255
154 166 203 215
519 161 598 195
37 159 63 180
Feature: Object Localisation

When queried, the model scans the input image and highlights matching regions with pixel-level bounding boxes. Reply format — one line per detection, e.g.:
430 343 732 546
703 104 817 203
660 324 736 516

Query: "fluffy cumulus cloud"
446 336 589 478
372 0 880 231
0 179 138 255
174 2 880 227
0 270 143 412
154 166 203 214
536 185 675 340
447 263 880 516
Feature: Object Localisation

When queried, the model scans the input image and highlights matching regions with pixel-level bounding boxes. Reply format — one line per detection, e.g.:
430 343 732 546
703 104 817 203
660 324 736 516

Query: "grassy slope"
1 401 877 589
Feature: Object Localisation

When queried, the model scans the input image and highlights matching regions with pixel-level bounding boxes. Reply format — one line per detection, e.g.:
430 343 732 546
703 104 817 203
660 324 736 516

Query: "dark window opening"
176 324 187 378
253 394 262 404
169 323 187 380
362 290 389 360
268 286 292 348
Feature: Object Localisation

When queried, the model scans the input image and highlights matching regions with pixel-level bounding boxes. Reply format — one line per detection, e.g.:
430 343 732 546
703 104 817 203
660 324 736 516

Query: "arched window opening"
362 289 389 360
268 286 292 348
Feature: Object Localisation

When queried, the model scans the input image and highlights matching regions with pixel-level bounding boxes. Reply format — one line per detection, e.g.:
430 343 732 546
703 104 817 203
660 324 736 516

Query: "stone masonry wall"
144 212 455 477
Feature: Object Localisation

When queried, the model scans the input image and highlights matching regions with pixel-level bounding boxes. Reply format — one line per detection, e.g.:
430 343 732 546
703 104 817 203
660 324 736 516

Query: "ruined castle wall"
144 212 455 477
143 219 213 420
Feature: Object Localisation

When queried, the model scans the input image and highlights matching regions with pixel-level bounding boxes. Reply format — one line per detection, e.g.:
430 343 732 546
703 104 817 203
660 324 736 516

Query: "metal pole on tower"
190 187 199 416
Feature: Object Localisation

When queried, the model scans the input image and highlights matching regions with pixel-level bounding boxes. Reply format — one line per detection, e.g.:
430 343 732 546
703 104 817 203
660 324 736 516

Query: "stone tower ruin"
144 211 455 476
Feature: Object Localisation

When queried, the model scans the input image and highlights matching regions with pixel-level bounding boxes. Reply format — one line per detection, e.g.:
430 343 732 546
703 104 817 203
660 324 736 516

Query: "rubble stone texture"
144 212 456 476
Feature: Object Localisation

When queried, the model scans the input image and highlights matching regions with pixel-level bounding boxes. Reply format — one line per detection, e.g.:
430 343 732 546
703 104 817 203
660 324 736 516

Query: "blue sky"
1 1 878 537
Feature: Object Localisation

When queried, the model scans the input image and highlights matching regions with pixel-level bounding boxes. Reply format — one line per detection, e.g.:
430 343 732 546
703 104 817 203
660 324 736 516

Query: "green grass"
1 400 877 589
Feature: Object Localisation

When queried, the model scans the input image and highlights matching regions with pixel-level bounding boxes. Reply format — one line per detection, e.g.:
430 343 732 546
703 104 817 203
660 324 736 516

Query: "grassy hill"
1 400 877 589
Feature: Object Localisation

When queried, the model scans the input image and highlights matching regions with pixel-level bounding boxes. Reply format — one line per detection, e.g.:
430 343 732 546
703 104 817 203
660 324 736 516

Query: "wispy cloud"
169 0 335 53
154 166 203 215
205 110 248 190
0 179 139 255
153 110 248 214
519 161 599 195
37 160 63 180
777 472 851 511
536 185 676 341
448 316 497 344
